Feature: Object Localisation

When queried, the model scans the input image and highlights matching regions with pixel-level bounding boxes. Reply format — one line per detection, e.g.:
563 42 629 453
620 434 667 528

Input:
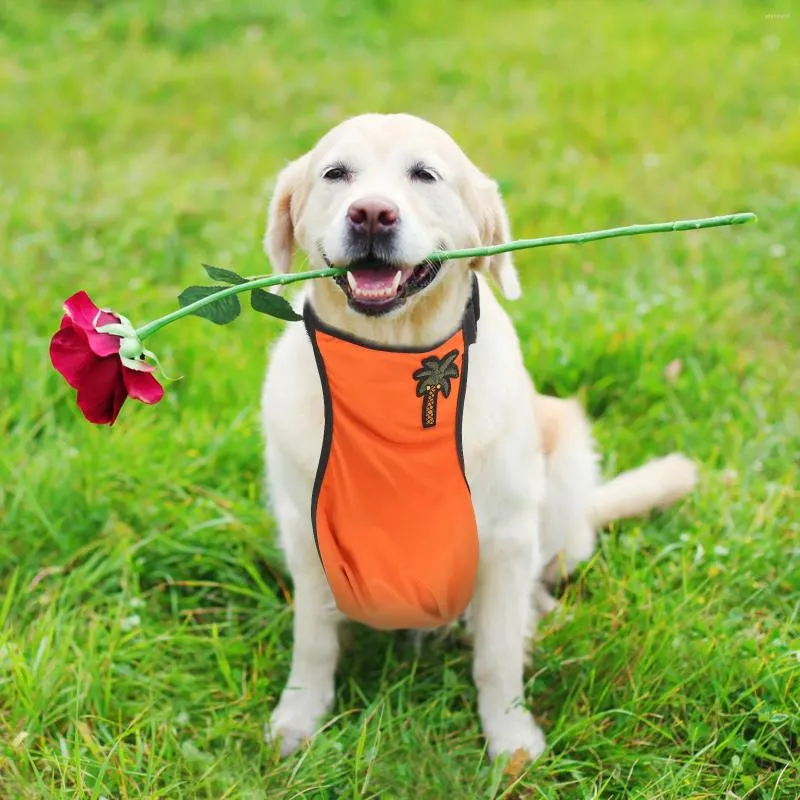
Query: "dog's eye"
322 164 350 182
409 164 439 183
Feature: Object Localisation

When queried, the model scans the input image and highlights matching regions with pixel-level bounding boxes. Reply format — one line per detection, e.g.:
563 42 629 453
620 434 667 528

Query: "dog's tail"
590 453 698 528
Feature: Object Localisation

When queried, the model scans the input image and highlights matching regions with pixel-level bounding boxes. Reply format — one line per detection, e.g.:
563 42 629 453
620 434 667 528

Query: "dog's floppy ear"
263 154 311 275
470 176 521 301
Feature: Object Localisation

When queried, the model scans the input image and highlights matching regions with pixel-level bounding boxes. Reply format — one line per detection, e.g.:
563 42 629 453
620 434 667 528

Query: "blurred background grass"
0 1 798 797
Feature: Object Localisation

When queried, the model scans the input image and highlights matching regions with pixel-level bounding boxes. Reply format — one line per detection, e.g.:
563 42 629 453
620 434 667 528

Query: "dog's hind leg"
533 394 698 596
535 396 601 590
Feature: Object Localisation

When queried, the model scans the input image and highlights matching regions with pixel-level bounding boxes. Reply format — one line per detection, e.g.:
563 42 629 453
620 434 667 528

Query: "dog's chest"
262 314 528 501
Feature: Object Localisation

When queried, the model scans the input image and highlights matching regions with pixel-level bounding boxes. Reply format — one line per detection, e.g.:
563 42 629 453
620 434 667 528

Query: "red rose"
49 291 164 425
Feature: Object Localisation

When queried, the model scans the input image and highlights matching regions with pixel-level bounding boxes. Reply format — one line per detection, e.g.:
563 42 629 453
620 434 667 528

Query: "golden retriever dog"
259 113 696 761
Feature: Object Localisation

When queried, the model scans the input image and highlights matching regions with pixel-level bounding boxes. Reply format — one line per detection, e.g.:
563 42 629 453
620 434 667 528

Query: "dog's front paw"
264 688 332 758
484 708 546 762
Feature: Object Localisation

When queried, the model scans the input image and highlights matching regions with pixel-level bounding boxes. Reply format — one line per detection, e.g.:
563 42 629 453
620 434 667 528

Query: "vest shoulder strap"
462 272 480 347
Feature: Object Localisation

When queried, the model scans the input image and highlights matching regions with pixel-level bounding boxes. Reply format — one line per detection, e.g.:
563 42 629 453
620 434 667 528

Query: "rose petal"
76 356 128 425
123 366 164 405
96 309 118 328
50 326 98 389
84 327 122 358
63 291 102 330
62 291 122 357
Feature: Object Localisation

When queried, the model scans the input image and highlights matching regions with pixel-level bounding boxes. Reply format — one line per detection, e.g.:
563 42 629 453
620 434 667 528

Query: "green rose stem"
427 212 757 262
134 266 344 340
133 211 757 342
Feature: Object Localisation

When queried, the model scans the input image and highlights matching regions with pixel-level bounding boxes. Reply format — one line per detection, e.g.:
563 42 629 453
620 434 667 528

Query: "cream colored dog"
260 113 696 761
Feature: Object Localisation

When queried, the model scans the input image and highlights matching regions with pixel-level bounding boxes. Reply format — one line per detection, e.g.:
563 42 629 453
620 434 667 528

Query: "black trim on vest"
455 340 470 486
305 324 333 567
457 275 478 483
463 273 480 346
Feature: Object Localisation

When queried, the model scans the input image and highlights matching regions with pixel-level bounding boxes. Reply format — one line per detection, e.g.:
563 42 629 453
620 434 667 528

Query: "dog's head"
264 113 520 334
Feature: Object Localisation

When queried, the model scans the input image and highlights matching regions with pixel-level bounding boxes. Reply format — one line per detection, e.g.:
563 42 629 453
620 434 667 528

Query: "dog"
259 113 697 761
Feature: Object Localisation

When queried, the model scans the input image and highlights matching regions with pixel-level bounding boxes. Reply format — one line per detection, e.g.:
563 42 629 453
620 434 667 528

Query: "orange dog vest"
304 277 481 630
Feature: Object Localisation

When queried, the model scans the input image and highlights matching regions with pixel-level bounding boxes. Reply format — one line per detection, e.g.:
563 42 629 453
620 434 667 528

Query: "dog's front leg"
266 540 341 757
470 527 545 761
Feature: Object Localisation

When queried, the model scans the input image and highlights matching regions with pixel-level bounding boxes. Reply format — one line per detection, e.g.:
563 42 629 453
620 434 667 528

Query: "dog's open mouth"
326 255 441 315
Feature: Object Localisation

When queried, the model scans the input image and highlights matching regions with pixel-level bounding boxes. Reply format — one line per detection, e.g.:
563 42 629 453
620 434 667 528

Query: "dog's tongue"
347 266 413 300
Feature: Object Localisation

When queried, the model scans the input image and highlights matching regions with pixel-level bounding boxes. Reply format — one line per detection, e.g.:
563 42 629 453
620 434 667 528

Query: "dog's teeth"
346 273 401 300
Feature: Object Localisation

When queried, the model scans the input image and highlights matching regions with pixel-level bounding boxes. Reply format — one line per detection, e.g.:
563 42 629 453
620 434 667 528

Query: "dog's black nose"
347 197 399 236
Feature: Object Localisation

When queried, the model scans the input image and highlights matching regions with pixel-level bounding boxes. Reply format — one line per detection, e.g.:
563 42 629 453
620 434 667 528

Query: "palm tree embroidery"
412 349 460 428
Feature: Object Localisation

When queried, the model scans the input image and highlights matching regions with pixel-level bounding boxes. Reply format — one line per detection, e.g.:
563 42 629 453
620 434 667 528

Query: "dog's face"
264 113 520 323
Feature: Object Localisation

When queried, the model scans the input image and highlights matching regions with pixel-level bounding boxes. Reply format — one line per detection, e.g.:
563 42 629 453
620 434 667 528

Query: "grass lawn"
1 1 798 797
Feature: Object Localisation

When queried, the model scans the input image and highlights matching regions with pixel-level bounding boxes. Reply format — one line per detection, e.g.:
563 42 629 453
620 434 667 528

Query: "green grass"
1 0 798 797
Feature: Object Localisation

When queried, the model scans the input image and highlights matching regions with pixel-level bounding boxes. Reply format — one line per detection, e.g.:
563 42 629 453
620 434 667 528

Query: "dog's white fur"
259 113 697 761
